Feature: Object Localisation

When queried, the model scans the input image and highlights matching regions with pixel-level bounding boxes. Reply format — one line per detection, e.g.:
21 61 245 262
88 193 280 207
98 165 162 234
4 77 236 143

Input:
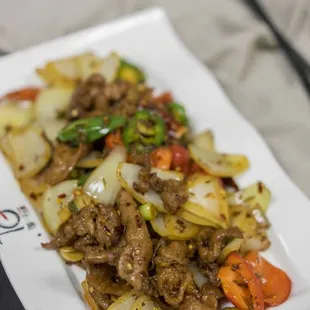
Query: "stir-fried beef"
196 227 243 264
42 143 90 186
132 155 188 213
117 190 153 293
42 204 122 250
67 74 153 119
155 241 196 307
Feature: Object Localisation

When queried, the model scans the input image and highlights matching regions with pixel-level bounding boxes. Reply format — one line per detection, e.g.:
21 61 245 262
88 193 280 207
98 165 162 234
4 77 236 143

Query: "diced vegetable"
123 110 165 147
34 86 74 121
107 291 137 310
182 174 229 228
59 246 84 262
177 209 220 227
169 145 190 172
0 126 52 178
42 180 77 235
241 233 270 253
149 147 172 170
189 144 249 177
227 182 271 212
105 130 123 149
76 151 103 168
40 119 67 144
58 115 126 145
150 214 199 240
84 146 127 205
117 162 184 213
0 100 34 137
191 130 215 151
118 59 145 84
139 204 157 221
217 238 244 264
168 103 188 125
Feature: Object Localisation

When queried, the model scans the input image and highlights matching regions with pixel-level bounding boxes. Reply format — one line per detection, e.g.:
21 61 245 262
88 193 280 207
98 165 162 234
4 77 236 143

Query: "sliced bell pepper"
118 59 145 84
218 252 264 310
58 115 126 145
2 87 41 101
245 251 292 307
122 110 166 147
149 147 172 170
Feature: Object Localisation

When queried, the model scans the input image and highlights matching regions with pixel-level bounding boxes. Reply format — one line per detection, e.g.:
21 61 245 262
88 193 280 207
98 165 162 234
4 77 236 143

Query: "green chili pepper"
58 115 126 145
68 200 79 214
122 110 165 147
118 59 146 84
169 103 188 125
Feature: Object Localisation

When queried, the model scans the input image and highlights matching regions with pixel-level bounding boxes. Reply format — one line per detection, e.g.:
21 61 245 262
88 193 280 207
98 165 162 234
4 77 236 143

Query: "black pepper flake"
29 192 37 200
57 193 67 199
258 182 263 193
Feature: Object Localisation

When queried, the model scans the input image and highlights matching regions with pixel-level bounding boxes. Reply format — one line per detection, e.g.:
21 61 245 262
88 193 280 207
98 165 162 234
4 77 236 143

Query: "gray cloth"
0 0 309 196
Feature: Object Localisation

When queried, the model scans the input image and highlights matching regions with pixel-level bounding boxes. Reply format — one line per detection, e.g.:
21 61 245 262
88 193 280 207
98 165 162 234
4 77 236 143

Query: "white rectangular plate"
0 7 310 310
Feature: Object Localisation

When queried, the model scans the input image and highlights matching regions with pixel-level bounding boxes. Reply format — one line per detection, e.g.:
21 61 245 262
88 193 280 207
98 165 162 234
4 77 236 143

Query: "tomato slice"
2 87 41 101
149 147 172 170
218 252 264 310
169 144 189 172
105 130 123 149
245 251 292 307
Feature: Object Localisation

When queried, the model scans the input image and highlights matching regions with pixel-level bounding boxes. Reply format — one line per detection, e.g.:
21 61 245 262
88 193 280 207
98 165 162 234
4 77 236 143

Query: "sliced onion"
191 130 215 150
240 233 270 253
81 281 99 310
131 295 157 310
42 180 77 235
76 52 101 80
151 214 199 240
76 151 103 168
0 125 52 178
189 144 249 177
164 214 199 240
183 174 229 228
0 100 34 137
84 146 127 205
227 181 271 212
59 246 84 262
92 53 121 83
35 86 73 121
189 263 208 288
217 238 244 264
117 162 184 213
107 291 138 310
39 119 67 144
177 209 219 227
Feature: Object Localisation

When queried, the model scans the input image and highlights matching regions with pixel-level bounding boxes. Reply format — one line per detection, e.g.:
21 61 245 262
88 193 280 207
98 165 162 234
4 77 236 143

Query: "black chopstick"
243 0 310 99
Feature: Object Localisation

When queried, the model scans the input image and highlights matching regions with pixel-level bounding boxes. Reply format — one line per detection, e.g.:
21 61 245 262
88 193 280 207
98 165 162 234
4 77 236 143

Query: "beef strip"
42 204 122 250
116 190 153 293
42 143 90 186
197 227 243 264
87 264 129 296
67 74 153 120
155 241 196 307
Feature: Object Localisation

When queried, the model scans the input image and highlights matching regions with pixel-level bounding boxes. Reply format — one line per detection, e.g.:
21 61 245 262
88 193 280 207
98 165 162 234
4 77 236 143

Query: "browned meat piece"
67 74 107 119
197 227 242 263
116 190 153 293
67 74 153 119
87 264 130 297
95 205 123 248
88 288 111 310
200 283 223 305
73 235 98 252
196 260 220 287
42 143 90 186
42 204 122 250
84 246 122 265
155 241 196 307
